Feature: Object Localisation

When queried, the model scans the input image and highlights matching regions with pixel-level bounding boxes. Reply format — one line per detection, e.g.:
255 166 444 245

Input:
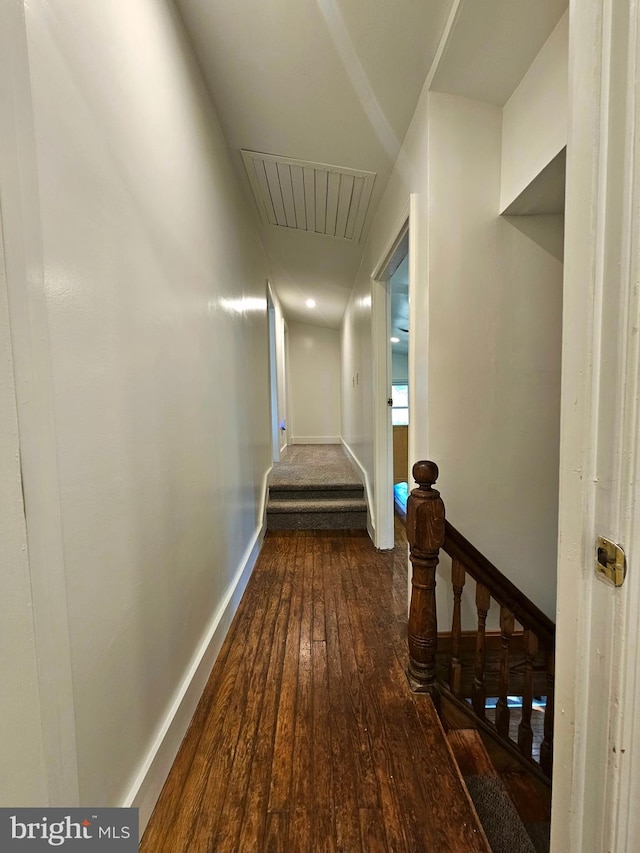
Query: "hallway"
141 520 488 853
5 1 640 847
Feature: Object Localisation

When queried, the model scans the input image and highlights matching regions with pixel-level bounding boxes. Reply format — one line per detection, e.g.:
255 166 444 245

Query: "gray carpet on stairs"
464 776 539 853
269 444 361 487
267 445 367 530
523 821 551 853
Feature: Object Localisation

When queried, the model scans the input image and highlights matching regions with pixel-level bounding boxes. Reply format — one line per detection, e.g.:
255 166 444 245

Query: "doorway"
389 252 410 520
371 198 415 551
267 286 280 462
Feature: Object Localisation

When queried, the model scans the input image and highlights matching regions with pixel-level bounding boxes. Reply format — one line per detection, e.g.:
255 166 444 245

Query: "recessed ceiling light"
305 298 316 308
390 336 400 343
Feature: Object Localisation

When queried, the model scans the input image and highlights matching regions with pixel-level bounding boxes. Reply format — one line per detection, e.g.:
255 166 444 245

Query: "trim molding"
423 0 464 92
553 1 640 849
341 438 375 542
371 197 412 551
292 435 340 445
407 193 420 481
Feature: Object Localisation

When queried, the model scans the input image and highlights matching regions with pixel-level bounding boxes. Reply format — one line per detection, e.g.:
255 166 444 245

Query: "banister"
406 460 445 702
406 460 556 777
443 521 555 650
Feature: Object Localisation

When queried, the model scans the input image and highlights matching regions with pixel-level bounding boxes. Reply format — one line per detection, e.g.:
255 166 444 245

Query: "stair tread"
269 488 364 501
439 691 551 786
500 772 551 824
448 729 497 778
269 482 362 491
267 498 367 512
463 775 537 853
447 729 549 852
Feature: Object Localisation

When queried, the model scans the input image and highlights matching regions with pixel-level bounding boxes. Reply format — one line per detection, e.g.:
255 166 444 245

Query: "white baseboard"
123 470 272 833
341 439 374 540
291 435 340 444
366 512 375 543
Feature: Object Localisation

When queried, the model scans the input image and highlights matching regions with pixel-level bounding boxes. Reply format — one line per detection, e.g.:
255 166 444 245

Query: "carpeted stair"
267 445 368 530
448 730 550 853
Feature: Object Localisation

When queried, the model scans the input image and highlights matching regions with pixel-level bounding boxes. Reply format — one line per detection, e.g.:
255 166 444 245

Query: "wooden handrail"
443 522 555 650
406 460 445 705
406 461 555 777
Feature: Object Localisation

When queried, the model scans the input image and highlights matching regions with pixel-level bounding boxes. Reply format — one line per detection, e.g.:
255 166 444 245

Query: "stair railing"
406 461 555 778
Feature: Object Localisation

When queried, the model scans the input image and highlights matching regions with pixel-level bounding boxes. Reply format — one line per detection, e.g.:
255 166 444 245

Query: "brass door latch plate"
596 536 626 587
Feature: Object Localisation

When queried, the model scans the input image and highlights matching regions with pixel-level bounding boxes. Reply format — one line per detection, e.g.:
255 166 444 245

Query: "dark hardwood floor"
141 519 489 853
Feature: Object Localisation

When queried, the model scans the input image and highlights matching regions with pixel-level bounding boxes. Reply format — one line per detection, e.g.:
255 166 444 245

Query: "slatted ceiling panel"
335 174 354 237
241 150 376 242
303 168 315 232
351 176 373 243
315 169 327 234
253 160 278 226
290 165 307 230
277 163 297 228
263 159 287 226
325 171 340 237
344 178 364 240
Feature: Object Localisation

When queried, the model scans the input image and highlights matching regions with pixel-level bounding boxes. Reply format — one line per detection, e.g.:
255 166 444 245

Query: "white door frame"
553 0 640 849
371 196 417 550
267 283 280 462
282 320 290 447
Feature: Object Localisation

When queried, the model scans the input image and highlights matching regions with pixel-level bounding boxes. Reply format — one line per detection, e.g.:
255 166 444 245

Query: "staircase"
447 729 550 853
266 445 367 530
404 460 554 852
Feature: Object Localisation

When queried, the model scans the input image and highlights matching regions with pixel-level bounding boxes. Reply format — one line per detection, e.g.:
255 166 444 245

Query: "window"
391 383 408 425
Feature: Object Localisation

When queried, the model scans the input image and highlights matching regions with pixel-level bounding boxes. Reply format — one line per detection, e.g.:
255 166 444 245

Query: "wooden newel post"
407 460 445 703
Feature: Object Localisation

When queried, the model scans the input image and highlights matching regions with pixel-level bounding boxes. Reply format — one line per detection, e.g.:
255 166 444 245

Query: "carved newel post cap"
412 460 439 489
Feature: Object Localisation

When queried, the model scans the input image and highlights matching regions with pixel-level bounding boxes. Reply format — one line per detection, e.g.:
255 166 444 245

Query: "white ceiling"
175 0 568 329
175 0 453 327
431 0 568 106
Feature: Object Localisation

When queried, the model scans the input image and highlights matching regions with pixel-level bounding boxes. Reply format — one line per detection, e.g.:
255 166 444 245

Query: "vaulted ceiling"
175 0 568 328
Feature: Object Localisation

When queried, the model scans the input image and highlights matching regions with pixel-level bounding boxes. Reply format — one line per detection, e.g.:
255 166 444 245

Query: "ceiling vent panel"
241 150 375 243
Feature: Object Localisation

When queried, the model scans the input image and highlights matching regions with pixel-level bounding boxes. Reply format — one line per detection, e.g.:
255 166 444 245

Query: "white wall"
392 350 409 384
428 94 562 619
0 216 48 807
342 76 563 617
341 83 429 525
501 10 569 211
342 286 375 494
2 0 271 823
289 322 341 444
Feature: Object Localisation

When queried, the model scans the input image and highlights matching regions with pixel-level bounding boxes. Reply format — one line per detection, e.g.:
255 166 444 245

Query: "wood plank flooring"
141 520 490 853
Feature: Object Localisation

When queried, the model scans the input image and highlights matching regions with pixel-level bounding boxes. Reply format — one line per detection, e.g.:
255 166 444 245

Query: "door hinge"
595 536 626 587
